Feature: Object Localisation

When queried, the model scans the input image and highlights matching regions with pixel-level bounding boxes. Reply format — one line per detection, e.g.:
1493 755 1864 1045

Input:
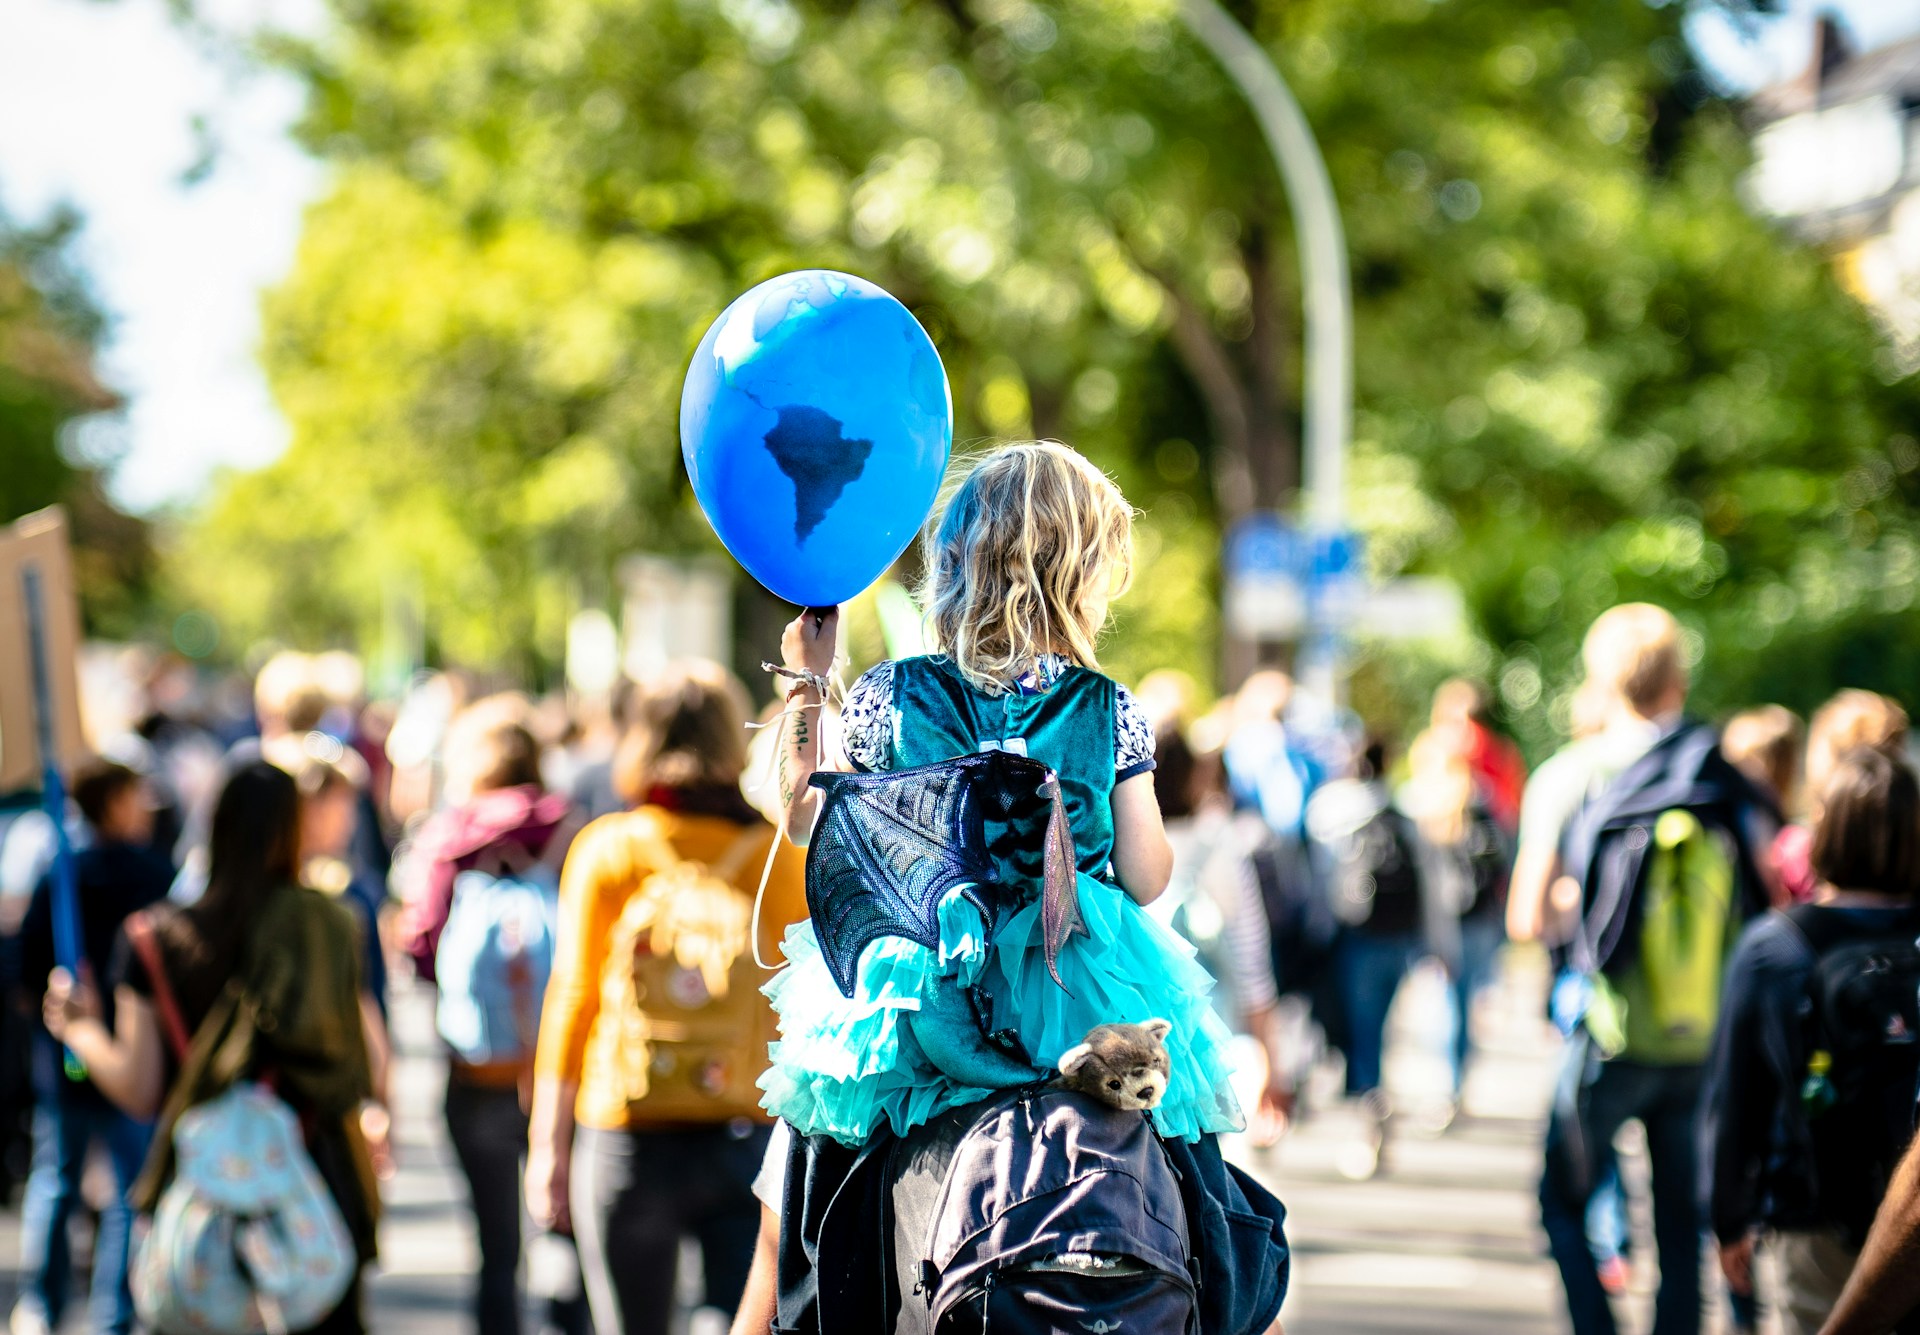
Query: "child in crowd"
1773 692 1908 903
1722 705 1802 820
762 441 1241 1146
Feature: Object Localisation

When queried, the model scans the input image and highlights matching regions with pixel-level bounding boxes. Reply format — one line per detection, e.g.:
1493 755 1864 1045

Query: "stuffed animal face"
1054 1019 1172 1112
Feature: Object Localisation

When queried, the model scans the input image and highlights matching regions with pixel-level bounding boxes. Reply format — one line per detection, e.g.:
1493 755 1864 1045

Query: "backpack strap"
126 910 192 1063
630 810 767 886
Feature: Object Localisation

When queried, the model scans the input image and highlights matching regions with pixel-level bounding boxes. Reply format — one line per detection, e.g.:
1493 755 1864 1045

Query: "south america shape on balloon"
680 270 954 609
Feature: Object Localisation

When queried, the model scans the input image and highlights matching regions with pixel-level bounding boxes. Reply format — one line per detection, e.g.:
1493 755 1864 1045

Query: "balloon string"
746 669 841 972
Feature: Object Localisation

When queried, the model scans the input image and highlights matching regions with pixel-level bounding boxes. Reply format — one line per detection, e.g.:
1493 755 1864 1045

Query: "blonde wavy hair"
920 441 1134 693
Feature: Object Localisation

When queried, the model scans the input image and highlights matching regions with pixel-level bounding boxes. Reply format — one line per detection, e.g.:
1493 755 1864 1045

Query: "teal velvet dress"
758 655 1244 1147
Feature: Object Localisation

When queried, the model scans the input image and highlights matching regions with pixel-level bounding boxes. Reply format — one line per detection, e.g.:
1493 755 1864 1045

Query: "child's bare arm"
1109 773 1173 904
778 608 841 846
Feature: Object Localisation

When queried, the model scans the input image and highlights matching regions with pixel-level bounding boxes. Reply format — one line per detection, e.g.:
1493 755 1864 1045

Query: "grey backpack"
888 1087 1198 1335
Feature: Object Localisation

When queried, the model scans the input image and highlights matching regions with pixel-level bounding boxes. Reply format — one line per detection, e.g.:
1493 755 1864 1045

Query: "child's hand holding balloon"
781 607 840 685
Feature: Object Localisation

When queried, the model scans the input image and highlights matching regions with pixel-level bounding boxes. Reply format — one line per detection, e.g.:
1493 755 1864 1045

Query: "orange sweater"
532 806 807 1130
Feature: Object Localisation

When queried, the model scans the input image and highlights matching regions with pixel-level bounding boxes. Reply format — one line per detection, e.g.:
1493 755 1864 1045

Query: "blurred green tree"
0 205 154 636
187 0 1920 744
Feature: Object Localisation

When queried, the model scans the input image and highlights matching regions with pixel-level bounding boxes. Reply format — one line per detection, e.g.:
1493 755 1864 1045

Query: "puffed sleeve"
1114 683 1157 781
841 661 897 773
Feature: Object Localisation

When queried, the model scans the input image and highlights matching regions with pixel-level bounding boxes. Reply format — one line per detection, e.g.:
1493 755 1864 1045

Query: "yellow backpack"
596 819 775 1122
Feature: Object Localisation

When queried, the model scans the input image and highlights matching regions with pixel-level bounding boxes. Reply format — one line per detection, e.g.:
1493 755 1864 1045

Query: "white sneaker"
10 1302 51 1335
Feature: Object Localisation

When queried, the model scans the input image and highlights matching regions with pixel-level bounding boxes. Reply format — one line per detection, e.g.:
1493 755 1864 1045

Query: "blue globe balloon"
680 270 953 608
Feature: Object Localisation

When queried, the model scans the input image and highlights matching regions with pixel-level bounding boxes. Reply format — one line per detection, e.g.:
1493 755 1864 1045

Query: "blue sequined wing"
804 751 1078 998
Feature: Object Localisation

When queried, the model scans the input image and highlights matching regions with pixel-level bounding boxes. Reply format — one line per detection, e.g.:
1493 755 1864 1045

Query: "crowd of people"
1 445 1919 1335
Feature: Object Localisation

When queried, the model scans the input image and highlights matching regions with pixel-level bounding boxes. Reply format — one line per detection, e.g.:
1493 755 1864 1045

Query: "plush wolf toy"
1053 1019 1173 1112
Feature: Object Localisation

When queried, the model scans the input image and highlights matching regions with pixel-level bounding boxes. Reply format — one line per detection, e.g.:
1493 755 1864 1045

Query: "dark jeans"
571 1123 770 1335
1335 930 1424 1095
1541 1053 1704 1335
17 1088 151 1334
1447 917 1503 1097
445 1078 590 1335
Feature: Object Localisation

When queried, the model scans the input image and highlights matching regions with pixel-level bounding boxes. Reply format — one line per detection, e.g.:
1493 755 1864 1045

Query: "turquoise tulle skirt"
758 872 1246 1146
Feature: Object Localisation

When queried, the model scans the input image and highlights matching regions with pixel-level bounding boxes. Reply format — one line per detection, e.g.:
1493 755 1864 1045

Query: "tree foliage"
0 205 153 636
183 0 1920 745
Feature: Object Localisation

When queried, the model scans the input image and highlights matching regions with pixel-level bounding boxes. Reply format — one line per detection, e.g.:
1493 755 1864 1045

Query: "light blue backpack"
131 1082 356 1334
434 861 560 1067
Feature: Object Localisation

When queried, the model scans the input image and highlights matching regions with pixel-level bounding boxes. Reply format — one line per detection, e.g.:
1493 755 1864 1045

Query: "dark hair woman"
525 660 807 1335
1704 747 1920 1335
44 760 381 1334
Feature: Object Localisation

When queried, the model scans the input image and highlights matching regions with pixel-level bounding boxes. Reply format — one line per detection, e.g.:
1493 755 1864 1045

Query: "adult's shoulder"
1525 737 1606 793
1517 738 1611 848
282 882 362 940
1727 910 1817 987
564 807 669 876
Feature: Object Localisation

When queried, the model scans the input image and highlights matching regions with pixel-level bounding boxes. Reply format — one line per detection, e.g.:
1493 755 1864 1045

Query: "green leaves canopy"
0 206 152 637
183 0 1920 747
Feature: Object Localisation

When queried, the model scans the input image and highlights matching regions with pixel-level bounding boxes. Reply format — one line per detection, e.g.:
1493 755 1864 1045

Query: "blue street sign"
1225 514 1365 639
1225 512 1304 582
1309 528 1361 583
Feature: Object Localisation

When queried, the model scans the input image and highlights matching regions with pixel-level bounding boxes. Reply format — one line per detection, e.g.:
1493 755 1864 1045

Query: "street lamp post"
1178 0 1353 702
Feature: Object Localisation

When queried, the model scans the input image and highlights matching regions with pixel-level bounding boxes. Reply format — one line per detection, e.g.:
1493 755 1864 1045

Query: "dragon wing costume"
803 750 1087 1000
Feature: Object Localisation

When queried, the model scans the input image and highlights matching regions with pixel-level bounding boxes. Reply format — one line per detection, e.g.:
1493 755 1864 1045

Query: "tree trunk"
1241 224 1299 510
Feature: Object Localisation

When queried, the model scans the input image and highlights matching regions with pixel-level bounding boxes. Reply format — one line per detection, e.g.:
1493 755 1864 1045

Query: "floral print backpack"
131 1083 357 1334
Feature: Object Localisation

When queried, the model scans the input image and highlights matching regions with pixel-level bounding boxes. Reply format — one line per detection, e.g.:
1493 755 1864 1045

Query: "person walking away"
1224 671 1322 852
12 760 174 1335
566 679 637 824
1720 706 1801 915
524 662 806 1335
1307 738 1431 1176
1427 678 1528 834
1773 693 1907 905
283 743 395 1178
40 760 380 1333
1705 747 1920 1335
1402 724 1514 1122
1722 706 1801 828
1511 604 1770 1335
1149 725 1293 1143
397 699 584 1335
277 739 391 1019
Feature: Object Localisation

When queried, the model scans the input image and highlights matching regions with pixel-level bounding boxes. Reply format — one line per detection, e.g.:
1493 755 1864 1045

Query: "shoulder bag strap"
125 910 192 1063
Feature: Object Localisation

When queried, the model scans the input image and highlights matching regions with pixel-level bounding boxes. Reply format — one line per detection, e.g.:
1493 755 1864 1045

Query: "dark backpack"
1786 905 1920 1243
1326 804 1425 936
1562 723 1772 1061
1251 836 1338 998
773 1093 1288 1335
1453 804 1513 920
1563 722 1770 980
889 1089 1197 1335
